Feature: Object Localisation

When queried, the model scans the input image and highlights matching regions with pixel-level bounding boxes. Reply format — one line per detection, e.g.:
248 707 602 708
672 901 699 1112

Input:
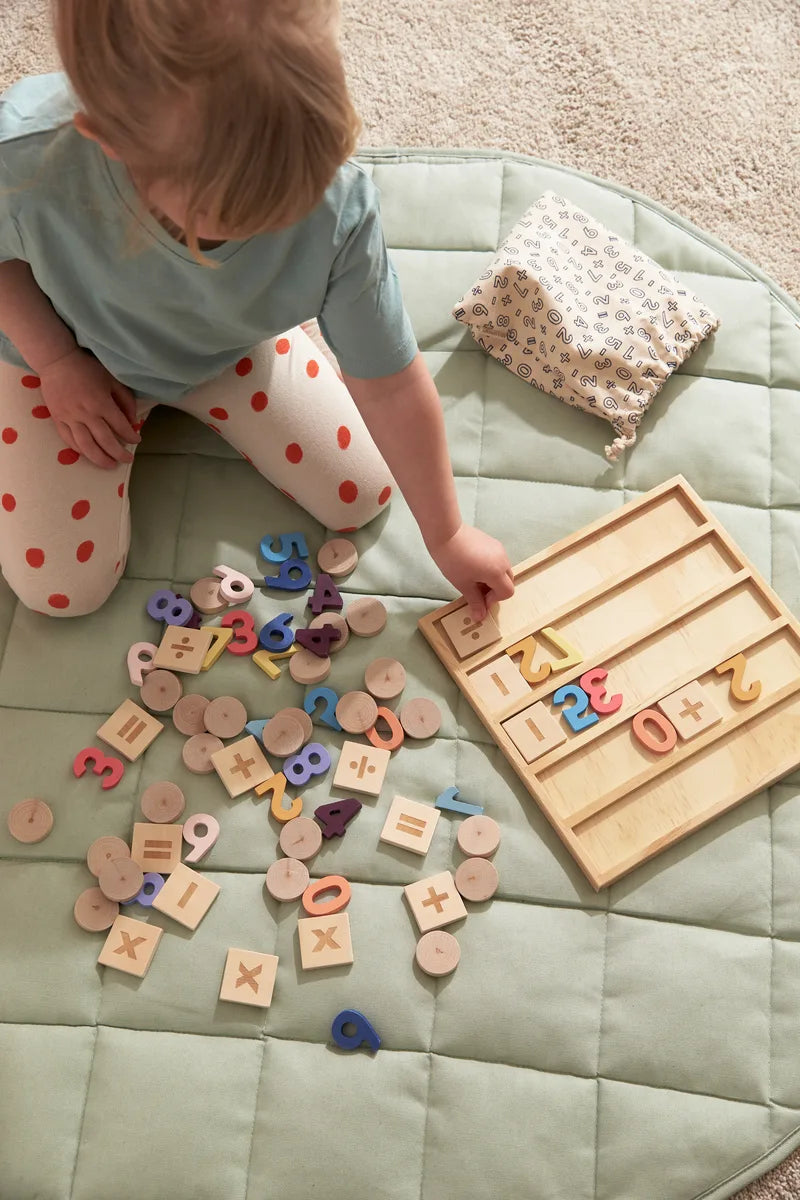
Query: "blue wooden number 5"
552 684 600 733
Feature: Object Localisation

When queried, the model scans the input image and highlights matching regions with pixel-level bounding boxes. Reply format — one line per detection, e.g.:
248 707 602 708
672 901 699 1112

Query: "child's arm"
342 352 515 621
0 260 140 467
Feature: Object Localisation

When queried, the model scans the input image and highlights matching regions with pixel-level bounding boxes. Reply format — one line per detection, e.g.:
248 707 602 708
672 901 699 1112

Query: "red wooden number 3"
579 667 623 715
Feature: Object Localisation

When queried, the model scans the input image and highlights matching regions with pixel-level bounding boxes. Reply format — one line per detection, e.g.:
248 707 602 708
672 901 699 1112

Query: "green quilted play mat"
1 148 800 1200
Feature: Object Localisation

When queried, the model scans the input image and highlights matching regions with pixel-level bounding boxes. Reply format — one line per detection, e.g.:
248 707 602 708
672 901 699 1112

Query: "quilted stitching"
0 149 799 1200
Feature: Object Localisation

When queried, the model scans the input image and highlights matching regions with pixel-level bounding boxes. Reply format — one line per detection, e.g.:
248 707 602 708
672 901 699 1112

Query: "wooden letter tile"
97 915 163 977
298 912 353 969
379 795 440 856
96 699 163 762
440 606 502 660
211 734 273 798
151 862 220 930
332 741 390 796
469 654 533 712
153 624 214 674
404 870 467 933
130 822 183 874
219 948 279 1007
502 701 567 763
656 680 722 741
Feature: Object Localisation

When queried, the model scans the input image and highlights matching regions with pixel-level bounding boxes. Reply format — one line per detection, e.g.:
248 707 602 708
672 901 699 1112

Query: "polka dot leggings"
0 324 394 616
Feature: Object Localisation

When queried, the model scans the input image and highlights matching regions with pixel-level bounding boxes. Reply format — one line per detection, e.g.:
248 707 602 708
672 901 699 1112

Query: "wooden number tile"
151 862 220 930
656 680 722 741
502 701 567 763
404 871 467 933
97 915 163 978
211 735 273 798
440 606 502 660
298 912 354 970
130 822 183 874
96 699 164 762
332 741 391 796
715 652 762 703
379 795 440 856
219 948 279 1008
469 655 532 712
153 624 214 674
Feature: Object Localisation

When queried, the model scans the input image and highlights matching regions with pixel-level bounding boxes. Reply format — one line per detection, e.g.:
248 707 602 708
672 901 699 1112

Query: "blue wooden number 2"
551 684 600 733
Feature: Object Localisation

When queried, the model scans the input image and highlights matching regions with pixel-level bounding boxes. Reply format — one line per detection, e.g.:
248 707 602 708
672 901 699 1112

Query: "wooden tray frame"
419 476 800 889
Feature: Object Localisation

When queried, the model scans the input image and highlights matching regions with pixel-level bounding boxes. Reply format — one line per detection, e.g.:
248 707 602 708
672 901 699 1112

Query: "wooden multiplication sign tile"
419 476 800 890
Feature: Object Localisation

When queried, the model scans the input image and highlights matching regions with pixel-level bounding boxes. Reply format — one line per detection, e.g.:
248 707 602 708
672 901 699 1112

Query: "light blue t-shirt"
0 73 418 400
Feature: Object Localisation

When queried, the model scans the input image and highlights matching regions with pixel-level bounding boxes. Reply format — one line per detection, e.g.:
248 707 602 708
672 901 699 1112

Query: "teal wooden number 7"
551 684 600 733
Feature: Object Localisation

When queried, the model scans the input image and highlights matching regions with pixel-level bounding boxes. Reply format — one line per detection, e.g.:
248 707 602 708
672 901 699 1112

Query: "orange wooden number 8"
632 709 677 755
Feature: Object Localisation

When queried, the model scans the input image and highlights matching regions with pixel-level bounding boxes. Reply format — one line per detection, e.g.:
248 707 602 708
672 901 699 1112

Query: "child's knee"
2 560 122 617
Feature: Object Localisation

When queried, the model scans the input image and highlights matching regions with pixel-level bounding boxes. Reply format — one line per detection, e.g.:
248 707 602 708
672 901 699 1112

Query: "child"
0 0 514 621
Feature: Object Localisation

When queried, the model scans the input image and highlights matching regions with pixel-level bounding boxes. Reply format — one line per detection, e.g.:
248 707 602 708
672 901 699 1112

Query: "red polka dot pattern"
251 391 268 412
379 486 392 505
58 448 80 465
21 375 41 389
209 407 228 420
2 493 15 511
276 338 290 355
337 426 351 450
285 443 303 464
235 357 253 377
2 427 18 444
48 593 70 609
26 548 44 568
71 500 90 520
117 483 124 498
32 405 50 420
77 540 94 563
307 360 319 378
339 480 358 504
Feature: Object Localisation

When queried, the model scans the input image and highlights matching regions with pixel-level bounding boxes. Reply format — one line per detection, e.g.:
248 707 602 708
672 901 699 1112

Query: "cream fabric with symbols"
453 191 721 461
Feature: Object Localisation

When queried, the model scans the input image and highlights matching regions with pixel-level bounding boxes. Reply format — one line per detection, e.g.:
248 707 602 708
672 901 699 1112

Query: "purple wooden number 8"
283 742 331 786
146 588 194 626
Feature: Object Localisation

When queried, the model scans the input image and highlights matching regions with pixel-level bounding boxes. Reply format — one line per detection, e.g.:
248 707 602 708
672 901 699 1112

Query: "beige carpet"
1 1 799 1196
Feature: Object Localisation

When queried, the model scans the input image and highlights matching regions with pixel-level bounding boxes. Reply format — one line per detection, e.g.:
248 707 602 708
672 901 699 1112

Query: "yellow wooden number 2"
506 627 583 684
714 652 762 703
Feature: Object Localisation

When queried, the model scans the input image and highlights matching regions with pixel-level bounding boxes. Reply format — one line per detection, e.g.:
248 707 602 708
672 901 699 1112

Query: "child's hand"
427 523 515 623
39 348 141 469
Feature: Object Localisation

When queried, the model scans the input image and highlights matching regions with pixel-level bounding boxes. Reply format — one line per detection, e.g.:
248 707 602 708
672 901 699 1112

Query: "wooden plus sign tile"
210 735 273 798
404 871 467 933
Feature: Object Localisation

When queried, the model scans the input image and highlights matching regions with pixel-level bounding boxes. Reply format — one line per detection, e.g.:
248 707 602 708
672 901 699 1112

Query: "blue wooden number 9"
552 684 600 733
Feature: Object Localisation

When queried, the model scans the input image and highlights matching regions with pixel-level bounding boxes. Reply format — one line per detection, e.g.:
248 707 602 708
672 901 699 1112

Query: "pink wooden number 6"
632 709 677 755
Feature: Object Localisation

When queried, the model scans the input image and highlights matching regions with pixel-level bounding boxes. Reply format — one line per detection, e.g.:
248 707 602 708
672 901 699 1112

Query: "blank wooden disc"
278 817 322 861
98 857 144 903
456 815 501 858
346 597 387 637
140 669 183 712
189 576 228 615
7 798 53 844
309 611 349 653
455 857 499 902
182 733 224 774
365 657 406 700
262 711 305 757
265 857 310 901
415 930 460 977
74 887 119 932
140 781 186 823
289 648 331 685
317 538 358 577
203 695 247 739
399 698 442 739
335 691 379 734
87 835 131 877
283 707 314 741
172 694 210 736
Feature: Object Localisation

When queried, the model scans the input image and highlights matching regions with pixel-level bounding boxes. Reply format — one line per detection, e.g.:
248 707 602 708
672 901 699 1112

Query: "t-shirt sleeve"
317 171 418 379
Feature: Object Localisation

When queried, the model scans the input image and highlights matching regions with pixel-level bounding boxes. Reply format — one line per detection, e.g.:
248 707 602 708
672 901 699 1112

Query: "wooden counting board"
419 476 800 890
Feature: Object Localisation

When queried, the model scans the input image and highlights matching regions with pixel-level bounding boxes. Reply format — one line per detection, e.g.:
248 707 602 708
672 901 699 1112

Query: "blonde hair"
52 0 361 256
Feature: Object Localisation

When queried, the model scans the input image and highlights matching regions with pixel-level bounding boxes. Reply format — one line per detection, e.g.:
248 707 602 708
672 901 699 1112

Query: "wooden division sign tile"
419 475 800 890
153 625 214 674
